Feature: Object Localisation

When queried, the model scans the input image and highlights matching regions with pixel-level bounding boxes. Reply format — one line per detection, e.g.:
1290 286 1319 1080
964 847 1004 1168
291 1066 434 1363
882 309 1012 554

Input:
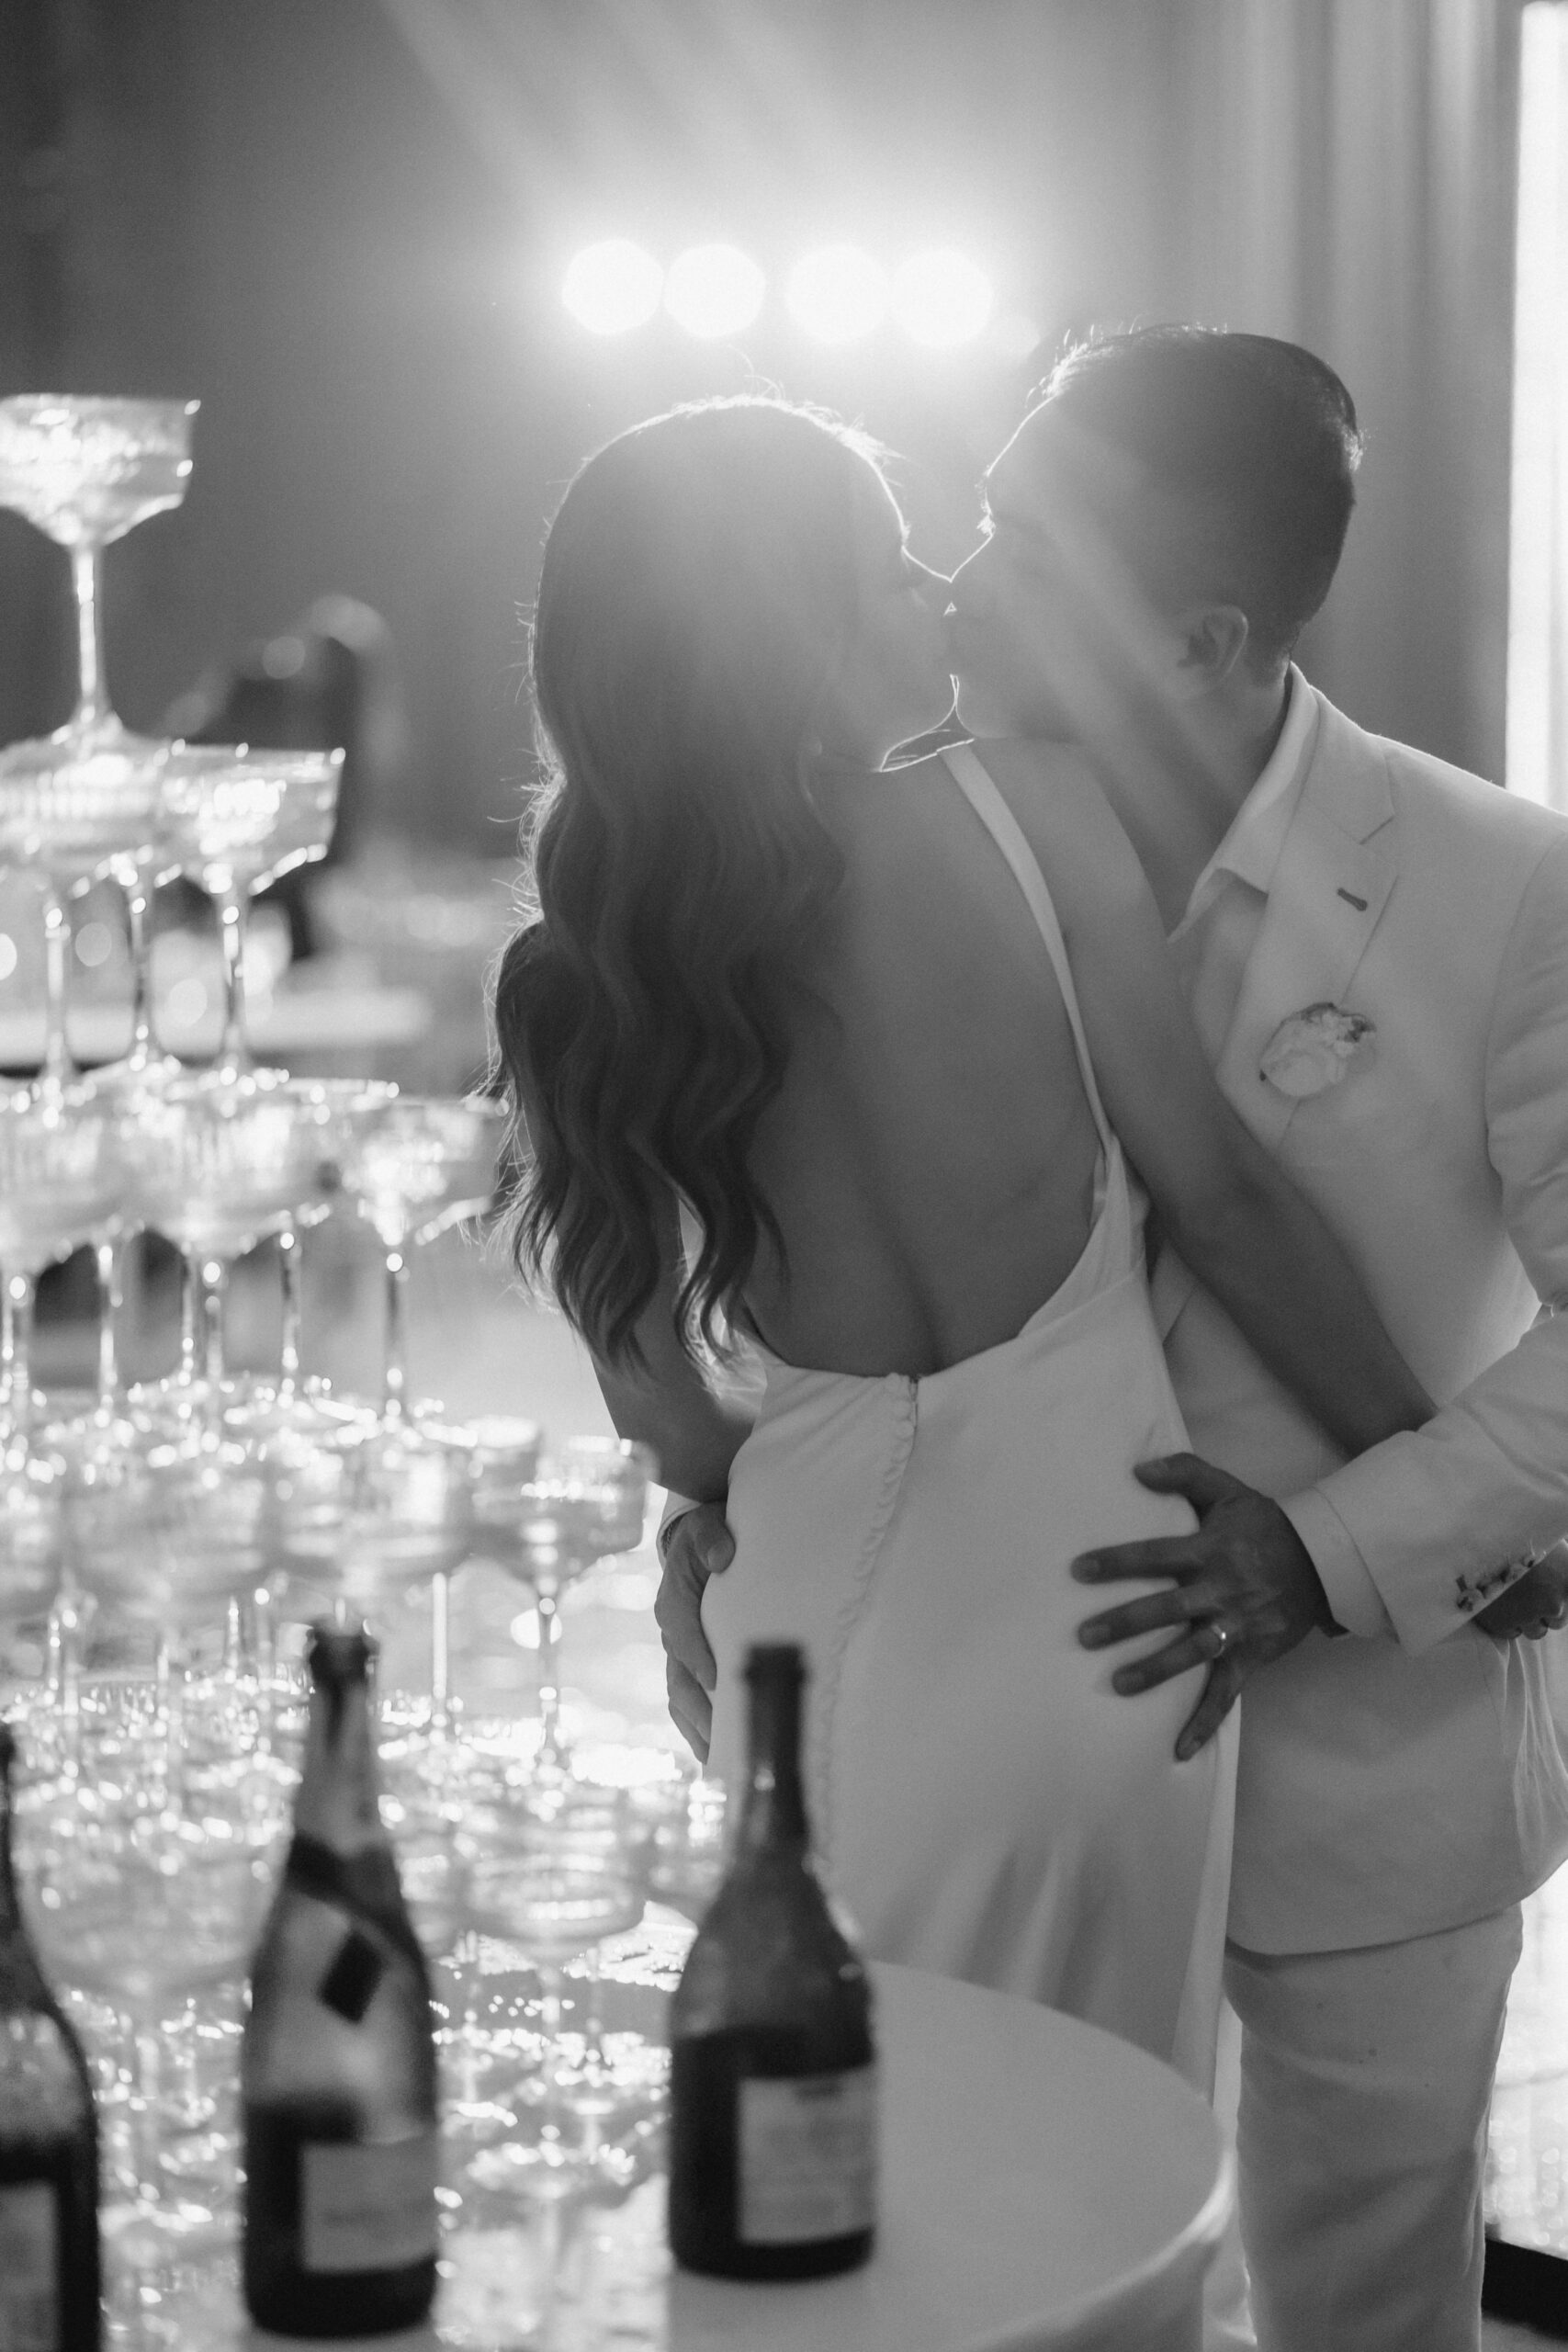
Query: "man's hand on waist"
1071 1453 1335 1760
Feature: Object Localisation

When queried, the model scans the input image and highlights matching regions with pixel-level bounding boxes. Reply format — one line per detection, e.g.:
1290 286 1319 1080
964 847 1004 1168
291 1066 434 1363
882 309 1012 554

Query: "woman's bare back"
741 752 1103 1378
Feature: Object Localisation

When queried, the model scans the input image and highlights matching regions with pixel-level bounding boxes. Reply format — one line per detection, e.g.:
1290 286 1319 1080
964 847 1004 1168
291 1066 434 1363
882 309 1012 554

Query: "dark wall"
0 1 1517 841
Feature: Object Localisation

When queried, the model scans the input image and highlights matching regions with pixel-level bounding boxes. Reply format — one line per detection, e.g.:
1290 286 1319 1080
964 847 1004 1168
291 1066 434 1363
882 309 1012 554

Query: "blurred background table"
151 1960 1233 2352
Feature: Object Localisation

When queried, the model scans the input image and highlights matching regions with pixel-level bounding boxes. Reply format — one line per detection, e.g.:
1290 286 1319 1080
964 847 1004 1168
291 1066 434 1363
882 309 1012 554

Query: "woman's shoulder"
950 740 1150 932
953 735 1101 807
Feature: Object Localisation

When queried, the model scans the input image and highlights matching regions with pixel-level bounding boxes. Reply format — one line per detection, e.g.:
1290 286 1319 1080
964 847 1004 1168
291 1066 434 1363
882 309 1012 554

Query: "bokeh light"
664 243 766 339
561 240 664 335
891 249 995 348
786 245 890 344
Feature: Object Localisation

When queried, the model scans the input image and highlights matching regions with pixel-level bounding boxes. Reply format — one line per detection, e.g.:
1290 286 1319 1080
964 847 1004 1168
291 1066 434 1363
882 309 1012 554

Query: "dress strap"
942 742 1114 1157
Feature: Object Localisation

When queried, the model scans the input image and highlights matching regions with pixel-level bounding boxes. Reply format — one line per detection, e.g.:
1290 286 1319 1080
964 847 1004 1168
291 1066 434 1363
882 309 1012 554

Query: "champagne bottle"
242 1623 439 2338
668 1642 876 2280
0 1723 101 2352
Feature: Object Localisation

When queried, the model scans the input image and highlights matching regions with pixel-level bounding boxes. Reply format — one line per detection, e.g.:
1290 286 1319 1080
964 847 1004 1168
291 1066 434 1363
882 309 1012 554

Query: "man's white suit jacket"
1154 680 1568 1954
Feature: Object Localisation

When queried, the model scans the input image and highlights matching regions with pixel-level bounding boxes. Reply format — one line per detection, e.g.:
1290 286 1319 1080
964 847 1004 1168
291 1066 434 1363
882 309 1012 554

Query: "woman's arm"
977 739 1434 1454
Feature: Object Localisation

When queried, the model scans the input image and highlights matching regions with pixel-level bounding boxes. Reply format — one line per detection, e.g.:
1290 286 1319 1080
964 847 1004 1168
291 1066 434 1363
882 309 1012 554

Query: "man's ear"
1175 604 1250 690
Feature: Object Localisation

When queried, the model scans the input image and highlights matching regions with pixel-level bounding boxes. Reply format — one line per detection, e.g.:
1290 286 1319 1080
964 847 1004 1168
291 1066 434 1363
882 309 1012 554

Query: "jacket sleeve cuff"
1280 1487 1393 1638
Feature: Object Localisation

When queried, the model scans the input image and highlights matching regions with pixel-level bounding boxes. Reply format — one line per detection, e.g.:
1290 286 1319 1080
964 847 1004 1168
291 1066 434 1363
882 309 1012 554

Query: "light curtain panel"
1171 0 1519 786
1506 1 1568 811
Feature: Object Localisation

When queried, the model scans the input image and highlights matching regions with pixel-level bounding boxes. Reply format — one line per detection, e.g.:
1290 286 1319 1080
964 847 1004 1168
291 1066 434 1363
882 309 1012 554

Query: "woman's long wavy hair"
492 397 884 1367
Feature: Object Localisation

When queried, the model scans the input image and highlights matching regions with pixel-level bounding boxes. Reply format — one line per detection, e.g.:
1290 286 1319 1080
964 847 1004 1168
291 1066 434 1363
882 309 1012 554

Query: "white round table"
172 1960 1232 2352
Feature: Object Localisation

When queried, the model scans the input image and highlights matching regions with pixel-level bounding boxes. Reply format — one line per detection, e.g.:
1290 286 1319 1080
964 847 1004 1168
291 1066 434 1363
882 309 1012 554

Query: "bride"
490 395 1429 2088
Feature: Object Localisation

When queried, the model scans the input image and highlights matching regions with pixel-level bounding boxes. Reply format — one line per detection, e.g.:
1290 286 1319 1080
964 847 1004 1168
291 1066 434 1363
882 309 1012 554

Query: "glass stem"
39 878 73 1098
223 1598 244 1682
253 1579 278 1689
577 1949 612 2114
536 1583 566 1768
252 1578 283 1757
0 1264 13 1421
131 2015 165 2211
177 1247 200 1385
122 862 157 1069
71 546 110 734
430 1572 451 1736
156 1634 188 1805
214 886 252 1080
276 1219 301 1401
382 1241 410 1419
46 1579 90 1761
6 1268 38 1435
198 1252 230 1390
536 1959 569 2157
95 1237 122 1417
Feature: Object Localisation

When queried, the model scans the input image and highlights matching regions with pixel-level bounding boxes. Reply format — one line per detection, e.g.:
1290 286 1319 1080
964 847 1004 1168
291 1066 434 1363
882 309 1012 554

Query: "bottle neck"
736 1670 810 1857
293 1672 387 1857
0 1782 20 1937
0 1765 49 2008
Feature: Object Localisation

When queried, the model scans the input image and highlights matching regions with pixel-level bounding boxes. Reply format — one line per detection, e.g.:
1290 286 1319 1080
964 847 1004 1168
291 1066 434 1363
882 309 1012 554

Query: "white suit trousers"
1224 1905 1522 2352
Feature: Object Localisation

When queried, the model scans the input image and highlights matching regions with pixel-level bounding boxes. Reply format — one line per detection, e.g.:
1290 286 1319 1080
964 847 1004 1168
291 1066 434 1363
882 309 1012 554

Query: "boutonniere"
1258 1002 1375 1100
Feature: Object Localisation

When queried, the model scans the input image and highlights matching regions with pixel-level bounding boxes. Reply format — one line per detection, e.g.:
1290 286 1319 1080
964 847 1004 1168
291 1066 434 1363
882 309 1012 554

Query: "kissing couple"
490 326 1568 2352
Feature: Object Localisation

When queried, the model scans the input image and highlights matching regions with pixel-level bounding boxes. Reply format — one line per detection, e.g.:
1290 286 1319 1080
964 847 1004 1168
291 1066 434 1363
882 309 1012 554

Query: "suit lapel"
1214 692 1398 1150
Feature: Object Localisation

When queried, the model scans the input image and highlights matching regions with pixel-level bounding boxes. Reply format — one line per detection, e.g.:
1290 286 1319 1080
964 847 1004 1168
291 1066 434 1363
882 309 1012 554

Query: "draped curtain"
1166 0 1522 786
1506 1 1568 808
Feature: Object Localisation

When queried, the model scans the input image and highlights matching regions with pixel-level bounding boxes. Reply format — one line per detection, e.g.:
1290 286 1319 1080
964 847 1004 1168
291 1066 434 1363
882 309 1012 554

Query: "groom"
657 328 1568 2352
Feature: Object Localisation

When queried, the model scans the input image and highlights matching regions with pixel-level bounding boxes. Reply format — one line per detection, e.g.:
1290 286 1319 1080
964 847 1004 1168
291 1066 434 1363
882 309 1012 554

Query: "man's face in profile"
947 400 1196 745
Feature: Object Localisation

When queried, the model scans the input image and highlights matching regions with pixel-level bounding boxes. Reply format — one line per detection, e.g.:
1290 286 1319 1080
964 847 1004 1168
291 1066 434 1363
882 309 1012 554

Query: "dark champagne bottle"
242 1623 439 2338
0 1722 101 2352
668 1642 876 2280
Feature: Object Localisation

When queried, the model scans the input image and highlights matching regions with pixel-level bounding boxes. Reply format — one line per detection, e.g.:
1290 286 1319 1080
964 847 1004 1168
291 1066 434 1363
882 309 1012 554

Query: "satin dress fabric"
703 745 1238 2091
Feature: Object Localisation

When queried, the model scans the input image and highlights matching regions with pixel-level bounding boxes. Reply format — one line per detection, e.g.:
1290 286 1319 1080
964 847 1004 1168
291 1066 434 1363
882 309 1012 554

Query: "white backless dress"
702 745 1238 2092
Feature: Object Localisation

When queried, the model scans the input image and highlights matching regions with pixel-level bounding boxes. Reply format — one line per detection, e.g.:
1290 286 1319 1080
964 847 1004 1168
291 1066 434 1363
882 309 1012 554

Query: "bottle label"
0 2181 57 2351
300 2133 439 2274
739 2063 877 2245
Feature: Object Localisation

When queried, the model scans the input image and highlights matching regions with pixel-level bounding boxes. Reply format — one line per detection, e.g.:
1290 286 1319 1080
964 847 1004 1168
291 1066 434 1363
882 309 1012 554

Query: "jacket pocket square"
1258 1003 1375 1099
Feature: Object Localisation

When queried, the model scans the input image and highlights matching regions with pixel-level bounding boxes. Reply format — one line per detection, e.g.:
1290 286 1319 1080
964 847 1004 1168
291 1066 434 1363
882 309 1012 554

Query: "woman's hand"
654 1502 735 1761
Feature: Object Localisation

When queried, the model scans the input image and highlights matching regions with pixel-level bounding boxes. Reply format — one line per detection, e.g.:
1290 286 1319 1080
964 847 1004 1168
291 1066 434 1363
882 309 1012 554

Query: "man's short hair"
1041 325 1362 673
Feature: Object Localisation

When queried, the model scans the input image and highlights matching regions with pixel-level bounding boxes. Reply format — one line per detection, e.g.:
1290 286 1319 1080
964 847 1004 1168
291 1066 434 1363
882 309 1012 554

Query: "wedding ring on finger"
1205 1619 1232 1662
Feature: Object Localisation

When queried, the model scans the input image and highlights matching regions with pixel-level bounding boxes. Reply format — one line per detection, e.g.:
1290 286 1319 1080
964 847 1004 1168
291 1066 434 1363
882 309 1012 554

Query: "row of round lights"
561 239 996 349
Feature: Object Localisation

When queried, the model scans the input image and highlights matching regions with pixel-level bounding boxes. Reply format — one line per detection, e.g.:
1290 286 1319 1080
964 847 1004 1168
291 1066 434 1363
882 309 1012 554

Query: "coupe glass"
0 734 165 1097
219 1078 401 1445
468 1431 654 1783
325 1092 506 1722
0 395 197 759
463 1781 646 2203
0 397 194 1098
643 1769 730 1924
266 1410 477 1643
0 1091 123 1625
333 1092 505 1420
15 1671 288 2257
63 1422 277 1648
131 1075 341 1412
158 743 342 1081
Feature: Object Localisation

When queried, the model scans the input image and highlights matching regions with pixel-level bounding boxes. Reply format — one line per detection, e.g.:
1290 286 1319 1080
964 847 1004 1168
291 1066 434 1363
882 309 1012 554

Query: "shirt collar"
1172 666 1319 934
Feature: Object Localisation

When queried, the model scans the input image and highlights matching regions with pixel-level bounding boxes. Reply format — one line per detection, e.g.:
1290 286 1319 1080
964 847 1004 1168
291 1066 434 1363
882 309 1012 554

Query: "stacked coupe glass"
0 397 713 2332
